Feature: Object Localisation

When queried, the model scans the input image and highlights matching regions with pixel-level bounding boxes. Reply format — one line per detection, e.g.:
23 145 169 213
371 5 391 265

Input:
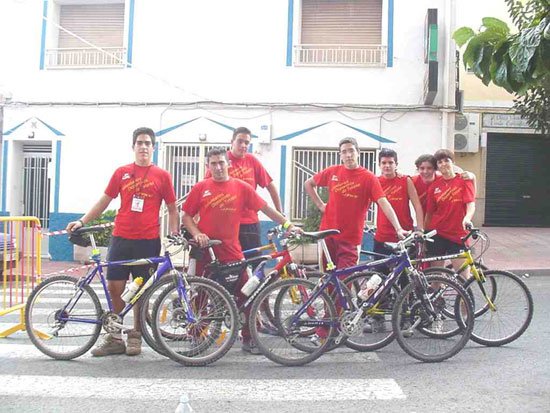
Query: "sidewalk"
39 227 550 277
480 227 550 276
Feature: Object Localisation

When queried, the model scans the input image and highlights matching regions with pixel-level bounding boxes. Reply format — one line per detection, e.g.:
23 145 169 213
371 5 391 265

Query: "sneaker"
242 340 262 355
91 334 126 357
126 330 142 356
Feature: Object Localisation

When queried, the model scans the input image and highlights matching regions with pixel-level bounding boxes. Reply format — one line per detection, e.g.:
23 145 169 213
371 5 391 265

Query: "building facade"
2 0 540 260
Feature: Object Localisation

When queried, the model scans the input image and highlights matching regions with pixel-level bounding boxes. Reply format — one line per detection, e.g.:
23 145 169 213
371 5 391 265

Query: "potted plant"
73 210 116 263
289 189 327 265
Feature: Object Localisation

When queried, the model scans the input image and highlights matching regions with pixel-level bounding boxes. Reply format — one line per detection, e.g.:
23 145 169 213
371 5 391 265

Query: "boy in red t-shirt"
305 138 409 270
183 147 296 354
374 148 424 259
66 127 180 357
205 127 282 254
425 149 476 273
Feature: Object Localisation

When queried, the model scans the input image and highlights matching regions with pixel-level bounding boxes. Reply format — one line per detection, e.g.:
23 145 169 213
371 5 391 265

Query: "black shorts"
239 223 261 254
425 234 464 257
106 236 161 281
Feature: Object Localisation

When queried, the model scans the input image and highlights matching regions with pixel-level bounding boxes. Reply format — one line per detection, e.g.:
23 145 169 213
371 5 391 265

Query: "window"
46 2 126 68
295 0 385 67
291 147 376 222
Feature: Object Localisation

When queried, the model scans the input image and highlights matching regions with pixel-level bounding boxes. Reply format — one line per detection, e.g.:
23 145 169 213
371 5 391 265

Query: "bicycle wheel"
464 270 533 346
151 276 238 366
392 274 474 362
139 275 176 356
273 275 346 353
249 278 337 366
25 275 102 360
343 271 397 351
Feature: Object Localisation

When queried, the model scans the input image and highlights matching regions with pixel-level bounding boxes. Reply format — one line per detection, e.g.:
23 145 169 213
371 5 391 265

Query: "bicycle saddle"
301 229 340 240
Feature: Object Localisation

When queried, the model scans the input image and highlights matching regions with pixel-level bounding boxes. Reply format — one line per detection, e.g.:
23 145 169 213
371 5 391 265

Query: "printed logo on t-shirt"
333 180 360 199
203 190 212 197
434 187 442 194
122 173 131 180
331 175 339 181
230 166 254 183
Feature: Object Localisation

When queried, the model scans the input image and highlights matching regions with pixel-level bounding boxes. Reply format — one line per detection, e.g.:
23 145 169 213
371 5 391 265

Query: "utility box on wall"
257 124 272 144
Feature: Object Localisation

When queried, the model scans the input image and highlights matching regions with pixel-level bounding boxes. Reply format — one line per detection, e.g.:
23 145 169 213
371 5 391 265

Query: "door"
485 133 550 227
22 144 52 228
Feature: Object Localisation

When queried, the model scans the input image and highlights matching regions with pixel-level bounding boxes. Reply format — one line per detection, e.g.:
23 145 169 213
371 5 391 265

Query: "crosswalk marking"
0 375 405 401
0 342 381 363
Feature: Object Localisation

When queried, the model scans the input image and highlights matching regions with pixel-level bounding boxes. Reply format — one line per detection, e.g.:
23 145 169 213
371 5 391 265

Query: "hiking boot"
242 339 262 355
91 334 126 357
126 330 142 356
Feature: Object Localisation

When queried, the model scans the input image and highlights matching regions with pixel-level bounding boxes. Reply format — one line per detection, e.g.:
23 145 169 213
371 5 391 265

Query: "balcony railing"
45 47 127 69
294 44 387 67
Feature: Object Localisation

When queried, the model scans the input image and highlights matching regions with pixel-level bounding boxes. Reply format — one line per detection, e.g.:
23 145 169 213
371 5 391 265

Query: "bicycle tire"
151 276 238 366
249 278 337 366
139 275 176 356
392 274 474 362
464 270 533 346
342 271 398 351
25 275 102 360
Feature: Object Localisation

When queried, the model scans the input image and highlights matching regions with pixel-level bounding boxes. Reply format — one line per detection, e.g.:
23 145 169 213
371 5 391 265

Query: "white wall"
1 0 455 106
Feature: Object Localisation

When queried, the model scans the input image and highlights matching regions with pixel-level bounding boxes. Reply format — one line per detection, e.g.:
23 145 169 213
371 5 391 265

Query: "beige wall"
455 149 486 227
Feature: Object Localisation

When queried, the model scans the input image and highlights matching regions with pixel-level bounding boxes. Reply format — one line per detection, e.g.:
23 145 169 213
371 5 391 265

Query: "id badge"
131 196 144 212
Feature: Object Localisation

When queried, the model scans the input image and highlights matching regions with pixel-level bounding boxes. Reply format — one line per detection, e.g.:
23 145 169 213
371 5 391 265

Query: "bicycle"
147 225 316 355
414 227 534 347
248 230 475 366
25 225 239 366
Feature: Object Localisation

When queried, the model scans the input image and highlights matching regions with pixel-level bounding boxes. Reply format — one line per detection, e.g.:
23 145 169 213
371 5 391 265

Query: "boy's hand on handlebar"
396 228 410 240
463 219 473 231
193 233 210 248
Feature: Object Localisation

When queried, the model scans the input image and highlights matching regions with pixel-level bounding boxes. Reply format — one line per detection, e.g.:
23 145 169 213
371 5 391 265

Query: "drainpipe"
441 0 456 149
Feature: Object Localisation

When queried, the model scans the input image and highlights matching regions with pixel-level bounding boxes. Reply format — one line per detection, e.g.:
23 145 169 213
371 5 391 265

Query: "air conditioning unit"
453 113 480 153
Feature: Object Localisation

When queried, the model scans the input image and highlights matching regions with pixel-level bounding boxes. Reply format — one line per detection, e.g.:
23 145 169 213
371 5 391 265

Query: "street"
0 275 548 413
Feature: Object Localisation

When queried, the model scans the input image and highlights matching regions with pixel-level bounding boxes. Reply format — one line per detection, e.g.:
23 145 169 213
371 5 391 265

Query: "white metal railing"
45 47 127 68
291 147 377 223
294 44 387 67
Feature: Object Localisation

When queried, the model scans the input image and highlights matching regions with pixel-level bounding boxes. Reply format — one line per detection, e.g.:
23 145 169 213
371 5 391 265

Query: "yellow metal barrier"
0 216 42 337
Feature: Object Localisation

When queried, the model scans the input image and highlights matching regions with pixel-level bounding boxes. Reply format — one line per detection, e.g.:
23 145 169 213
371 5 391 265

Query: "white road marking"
0 375 405 401
0 343 381 363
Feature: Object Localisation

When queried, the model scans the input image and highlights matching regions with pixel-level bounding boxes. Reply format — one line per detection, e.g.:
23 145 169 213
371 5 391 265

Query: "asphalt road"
0 275 548 413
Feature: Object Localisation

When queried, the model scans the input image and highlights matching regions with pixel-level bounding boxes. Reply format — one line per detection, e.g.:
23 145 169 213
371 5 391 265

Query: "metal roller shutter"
301 0 382 45
59 3 125 48
485 133 550 227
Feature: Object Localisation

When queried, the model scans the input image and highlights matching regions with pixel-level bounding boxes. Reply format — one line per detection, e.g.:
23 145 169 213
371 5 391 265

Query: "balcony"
294 44 387 67
45 47 127 69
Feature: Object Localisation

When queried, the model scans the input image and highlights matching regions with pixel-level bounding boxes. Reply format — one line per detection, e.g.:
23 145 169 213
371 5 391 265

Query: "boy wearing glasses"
66 127 179 357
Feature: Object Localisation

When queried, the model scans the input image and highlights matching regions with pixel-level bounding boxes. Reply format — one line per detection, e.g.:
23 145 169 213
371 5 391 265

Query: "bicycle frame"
58 231 197 329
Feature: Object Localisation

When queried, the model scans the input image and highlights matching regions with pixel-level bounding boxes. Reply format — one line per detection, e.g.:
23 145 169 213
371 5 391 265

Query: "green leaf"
482 17 510 36
493 58 514 93
462 37 482 70
453 27 476 47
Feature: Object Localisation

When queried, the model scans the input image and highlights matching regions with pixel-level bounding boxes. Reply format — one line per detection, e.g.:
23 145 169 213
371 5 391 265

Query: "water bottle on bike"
241 264 266 296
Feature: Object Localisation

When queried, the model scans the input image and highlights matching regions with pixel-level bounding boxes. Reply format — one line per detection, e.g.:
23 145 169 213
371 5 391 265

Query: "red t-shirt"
426 174 475 244
375 176 414 243
314 165 385 245
205 151 272 224
412 175 442 211
182 177 267 262
105 163 177 240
